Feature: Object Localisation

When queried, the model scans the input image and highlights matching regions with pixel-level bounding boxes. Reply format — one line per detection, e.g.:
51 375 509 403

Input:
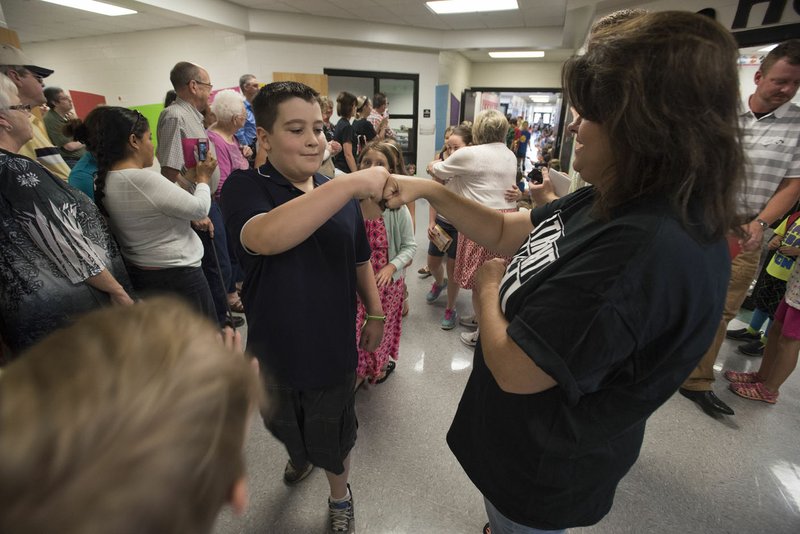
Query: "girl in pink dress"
355 141 417 387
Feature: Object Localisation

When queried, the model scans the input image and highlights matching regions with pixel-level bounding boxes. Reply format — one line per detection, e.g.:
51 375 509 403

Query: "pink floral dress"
355 217 404 381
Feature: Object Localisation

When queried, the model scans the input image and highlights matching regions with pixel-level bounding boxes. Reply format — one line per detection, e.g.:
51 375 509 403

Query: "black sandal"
373 360 396 384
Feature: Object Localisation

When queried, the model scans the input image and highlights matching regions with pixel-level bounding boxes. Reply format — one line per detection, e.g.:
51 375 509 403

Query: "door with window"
325 69 419 170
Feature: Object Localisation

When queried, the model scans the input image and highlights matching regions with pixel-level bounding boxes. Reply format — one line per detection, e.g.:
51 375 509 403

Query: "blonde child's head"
359 139 408 175
0 298 263 534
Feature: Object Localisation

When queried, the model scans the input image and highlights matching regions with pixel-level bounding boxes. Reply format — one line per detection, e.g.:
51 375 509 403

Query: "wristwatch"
755 218 769 230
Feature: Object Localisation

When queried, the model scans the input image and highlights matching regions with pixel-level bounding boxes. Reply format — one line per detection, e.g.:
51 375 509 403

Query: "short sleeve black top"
332 118 354 172
220 162 370 389
446 186 729 529
352 118 377 157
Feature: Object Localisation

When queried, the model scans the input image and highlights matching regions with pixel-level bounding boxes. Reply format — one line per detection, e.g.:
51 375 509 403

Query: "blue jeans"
484 498 566 534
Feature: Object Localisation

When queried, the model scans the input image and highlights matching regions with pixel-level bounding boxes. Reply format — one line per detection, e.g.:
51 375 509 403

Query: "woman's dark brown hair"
336 91 357 119
562 11 744 240
72 106 149 215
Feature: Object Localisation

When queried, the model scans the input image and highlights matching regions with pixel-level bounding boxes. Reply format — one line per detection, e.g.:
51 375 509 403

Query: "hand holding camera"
193 151 217 185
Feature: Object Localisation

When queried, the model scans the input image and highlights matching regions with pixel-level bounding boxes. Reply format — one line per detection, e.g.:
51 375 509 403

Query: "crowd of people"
0 8 799 534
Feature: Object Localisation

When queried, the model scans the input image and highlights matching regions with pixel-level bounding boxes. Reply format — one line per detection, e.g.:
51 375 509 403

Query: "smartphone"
527 167 543 184
197 138 209 162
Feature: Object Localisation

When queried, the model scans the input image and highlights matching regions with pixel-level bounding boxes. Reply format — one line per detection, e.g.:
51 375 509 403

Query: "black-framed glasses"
191 79 213 89
3 104 31 113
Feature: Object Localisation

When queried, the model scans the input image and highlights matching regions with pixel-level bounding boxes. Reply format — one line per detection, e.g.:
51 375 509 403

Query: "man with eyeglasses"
235 74 259 163
43 86 86 168
156 61 239 329
0 44 70 180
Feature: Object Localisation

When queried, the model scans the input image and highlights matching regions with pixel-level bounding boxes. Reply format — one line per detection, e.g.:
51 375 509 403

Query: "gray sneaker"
328 484 355 533
283 459 313 485
459 315 478 329
426 279 448 303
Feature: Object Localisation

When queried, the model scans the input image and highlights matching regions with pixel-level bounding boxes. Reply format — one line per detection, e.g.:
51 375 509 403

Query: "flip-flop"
374 360 396 384
483 523 491 534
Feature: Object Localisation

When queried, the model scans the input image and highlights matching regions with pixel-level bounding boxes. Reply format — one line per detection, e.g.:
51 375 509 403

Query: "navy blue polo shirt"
221 162 370 389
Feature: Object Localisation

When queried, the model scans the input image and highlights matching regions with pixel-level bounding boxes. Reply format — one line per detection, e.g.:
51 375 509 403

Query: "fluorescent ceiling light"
41 0 137 16
426 0 518 15
489 51 545 59
529 95 550 103
759 44 778 52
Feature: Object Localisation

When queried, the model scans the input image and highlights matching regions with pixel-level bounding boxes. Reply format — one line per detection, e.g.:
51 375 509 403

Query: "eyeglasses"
3 104 32 113
191 79 213 89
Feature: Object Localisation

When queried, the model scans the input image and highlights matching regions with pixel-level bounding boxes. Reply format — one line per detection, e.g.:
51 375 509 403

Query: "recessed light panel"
41 0 137 16
426 0 518 15
489 51 545 59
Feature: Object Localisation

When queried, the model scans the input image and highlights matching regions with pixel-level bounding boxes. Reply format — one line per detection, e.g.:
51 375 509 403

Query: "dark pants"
262 372 358 475
127 264 216 321
196 201 232 325
226 222 244 293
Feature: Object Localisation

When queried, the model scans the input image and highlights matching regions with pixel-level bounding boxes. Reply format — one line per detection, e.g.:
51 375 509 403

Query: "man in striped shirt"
680 40 800 417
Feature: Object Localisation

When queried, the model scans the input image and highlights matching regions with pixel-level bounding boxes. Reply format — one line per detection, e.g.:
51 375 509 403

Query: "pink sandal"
723 370 761 384
729 382 778 404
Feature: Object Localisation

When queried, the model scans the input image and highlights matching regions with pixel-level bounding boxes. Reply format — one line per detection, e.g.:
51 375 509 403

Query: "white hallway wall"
245 37 441 169
24 26 248 111
470 61 564 89
23 25 569 171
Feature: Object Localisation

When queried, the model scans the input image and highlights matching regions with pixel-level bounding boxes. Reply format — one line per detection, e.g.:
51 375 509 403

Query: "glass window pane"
379 78 414 115
388 118 414 153
327 76 373 124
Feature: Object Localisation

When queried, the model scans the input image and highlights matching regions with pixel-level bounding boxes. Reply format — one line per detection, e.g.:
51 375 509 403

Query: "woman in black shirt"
332 91 357 173
383 11 744 533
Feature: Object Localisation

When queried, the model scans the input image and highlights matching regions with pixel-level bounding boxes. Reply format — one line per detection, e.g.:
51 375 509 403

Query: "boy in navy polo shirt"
221 81 387 533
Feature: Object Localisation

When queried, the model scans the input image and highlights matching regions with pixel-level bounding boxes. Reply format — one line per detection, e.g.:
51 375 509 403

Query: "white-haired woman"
0 73 133 358
206 89 249 314
426 108 518 335
208 89 250 199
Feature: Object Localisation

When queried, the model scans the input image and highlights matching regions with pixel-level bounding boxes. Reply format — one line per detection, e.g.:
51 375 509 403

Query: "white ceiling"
1 0 709 63
227 0 567 31
2 0 185 43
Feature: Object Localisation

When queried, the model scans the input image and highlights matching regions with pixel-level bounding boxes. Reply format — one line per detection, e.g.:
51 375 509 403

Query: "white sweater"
104 168 210 268
431 142 518 210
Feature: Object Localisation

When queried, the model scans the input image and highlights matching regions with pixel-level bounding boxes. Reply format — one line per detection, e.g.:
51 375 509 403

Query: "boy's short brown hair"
0 298 262 534
253 80 320 133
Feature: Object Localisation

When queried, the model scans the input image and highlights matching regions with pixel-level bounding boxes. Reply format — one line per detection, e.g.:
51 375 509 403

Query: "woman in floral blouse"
0 75 132 359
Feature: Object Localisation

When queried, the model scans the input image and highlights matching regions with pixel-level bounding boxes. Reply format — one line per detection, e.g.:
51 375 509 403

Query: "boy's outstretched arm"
242 166 388 255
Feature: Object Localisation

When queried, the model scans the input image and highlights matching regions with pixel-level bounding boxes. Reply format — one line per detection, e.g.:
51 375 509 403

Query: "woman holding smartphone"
82 106 219 319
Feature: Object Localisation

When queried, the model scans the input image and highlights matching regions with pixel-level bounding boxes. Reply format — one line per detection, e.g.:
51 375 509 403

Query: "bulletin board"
70 90 106 120
272 72 328 95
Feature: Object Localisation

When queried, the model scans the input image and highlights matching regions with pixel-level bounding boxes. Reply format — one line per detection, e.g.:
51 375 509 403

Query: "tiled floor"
213 200 800 533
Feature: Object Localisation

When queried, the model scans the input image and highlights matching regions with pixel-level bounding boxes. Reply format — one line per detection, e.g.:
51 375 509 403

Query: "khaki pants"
682 247 761 391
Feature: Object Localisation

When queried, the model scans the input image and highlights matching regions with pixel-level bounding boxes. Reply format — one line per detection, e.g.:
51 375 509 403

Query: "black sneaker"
738 339 765 357
328 484 354 533
225 315 245 328
283 459 313 485
726 328 761 342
